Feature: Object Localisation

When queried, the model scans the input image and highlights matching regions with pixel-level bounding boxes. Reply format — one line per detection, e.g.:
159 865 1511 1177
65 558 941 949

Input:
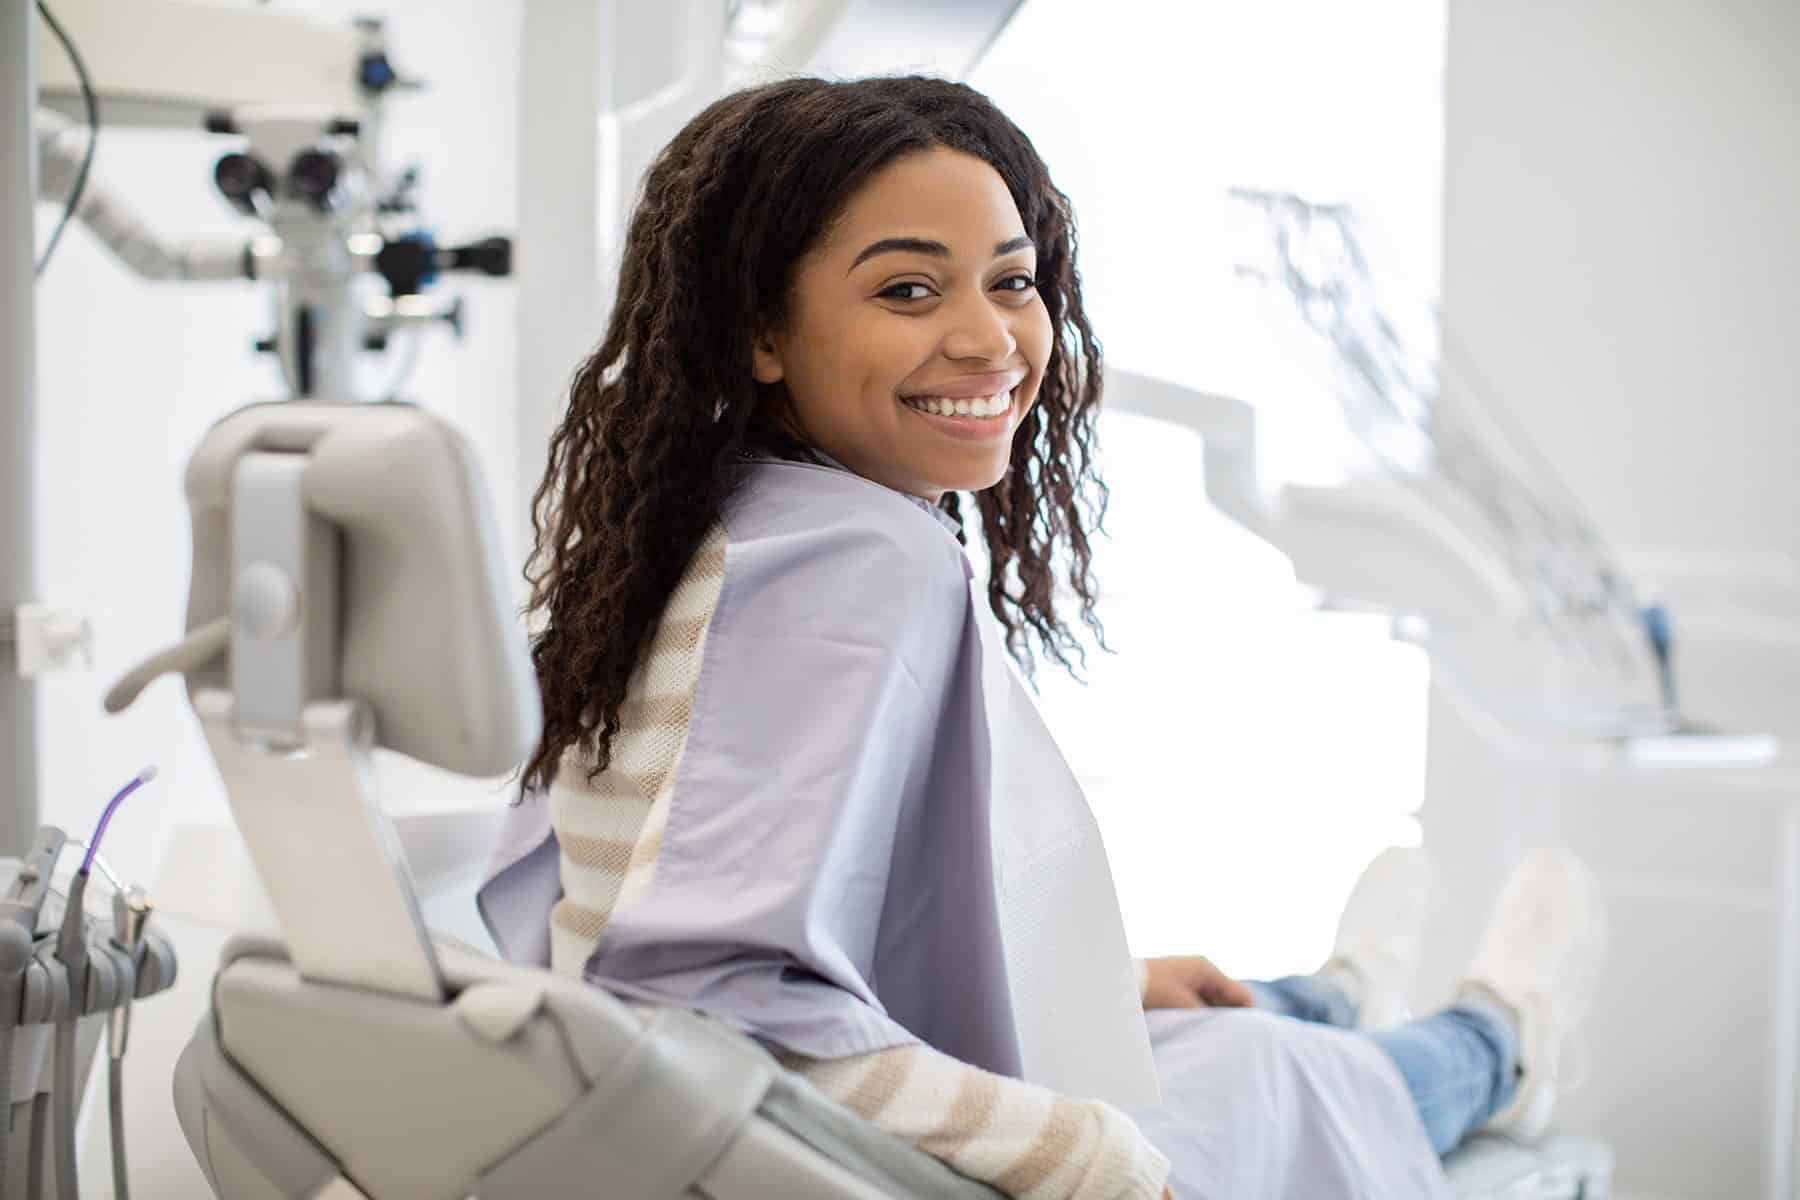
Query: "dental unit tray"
0 832 178 1199
1224 189 1674 740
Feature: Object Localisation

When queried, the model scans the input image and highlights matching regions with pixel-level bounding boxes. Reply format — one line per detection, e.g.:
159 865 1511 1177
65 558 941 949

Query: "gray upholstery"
175 1018 339 1200
181 401 539 777
177 936 1004 1200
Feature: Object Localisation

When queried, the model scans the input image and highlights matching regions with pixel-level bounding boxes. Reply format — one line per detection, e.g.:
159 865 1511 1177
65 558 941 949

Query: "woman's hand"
1140 956 1253 1011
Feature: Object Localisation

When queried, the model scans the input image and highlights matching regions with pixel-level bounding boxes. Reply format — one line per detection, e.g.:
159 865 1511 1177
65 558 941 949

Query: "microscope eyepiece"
287 149 345 214
214 153 275 217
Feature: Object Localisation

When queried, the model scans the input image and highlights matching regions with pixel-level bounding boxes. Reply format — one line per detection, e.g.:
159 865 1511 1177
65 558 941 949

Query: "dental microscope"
29 0 513 404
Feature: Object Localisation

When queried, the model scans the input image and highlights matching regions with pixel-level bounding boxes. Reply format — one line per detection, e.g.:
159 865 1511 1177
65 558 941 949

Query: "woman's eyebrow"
848 235 1036 273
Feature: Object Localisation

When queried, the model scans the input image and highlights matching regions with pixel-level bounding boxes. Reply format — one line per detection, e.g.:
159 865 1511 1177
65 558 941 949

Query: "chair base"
1445 1132 1613 1199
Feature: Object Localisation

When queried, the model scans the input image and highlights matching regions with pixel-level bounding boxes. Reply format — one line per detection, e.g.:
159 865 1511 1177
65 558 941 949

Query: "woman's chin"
915 454 1010 498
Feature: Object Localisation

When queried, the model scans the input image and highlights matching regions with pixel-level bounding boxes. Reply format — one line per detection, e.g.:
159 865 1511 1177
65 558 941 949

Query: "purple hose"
80 766 157 875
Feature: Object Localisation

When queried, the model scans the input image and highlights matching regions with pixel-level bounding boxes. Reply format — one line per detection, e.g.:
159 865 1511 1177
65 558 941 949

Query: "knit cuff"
1079 1102 1171 1200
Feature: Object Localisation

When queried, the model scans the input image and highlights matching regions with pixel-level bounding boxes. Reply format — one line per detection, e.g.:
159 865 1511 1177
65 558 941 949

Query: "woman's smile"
898 369 1024 439
899 387 1018 439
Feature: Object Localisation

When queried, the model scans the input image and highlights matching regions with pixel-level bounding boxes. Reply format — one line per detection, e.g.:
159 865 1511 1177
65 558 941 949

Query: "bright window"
970 0 1444 980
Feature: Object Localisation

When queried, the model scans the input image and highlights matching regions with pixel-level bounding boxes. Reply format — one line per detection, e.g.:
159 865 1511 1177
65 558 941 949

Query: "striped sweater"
546 524 1171 1200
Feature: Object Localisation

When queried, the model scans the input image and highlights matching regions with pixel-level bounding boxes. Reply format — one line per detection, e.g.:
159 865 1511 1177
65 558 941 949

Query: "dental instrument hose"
0 1023 8 1196
107 888 151 1200
0 926 27 1197
51 870 85 1200
50 768 155 1200
107 1056 124 1200
32 2 99 277
26 1094 46 1200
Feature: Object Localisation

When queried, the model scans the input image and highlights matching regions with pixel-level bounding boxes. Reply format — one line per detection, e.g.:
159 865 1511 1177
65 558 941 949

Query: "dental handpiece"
1642 602 1676 718
106 888 152 1200
50 867 89 1200
51 767 157 1200
108 888 152 1058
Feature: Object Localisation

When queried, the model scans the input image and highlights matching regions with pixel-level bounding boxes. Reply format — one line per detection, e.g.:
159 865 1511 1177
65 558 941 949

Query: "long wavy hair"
521 75 1109 795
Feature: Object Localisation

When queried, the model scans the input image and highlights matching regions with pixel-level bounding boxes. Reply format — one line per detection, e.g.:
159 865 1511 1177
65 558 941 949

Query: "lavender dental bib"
480 460 1158 1108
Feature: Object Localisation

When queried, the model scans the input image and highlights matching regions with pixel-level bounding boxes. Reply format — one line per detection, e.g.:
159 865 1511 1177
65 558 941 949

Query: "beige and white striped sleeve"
781 1042 1170 1200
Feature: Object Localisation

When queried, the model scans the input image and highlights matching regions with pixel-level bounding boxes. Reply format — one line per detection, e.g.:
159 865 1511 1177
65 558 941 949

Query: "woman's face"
752 147 1053 502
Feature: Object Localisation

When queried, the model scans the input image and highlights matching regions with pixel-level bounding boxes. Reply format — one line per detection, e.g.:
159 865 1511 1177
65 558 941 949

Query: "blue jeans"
1246 975 1520 1155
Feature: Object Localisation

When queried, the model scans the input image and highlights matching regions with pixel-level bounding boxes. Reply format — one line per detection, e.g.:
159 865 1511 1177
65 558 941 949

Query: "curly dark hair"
521 75 1109 795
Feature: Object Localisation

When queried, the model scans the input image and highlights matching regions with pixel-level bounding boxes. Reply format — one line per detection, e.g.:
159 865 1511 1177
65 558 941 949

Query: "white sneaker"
1320 846 1436 1030
1457 847 1610 1142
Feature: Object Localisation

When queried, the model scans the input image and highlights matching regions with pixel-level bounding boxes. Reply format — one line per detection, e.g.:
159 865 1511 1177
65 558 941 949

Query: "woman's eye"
878 276 1035 302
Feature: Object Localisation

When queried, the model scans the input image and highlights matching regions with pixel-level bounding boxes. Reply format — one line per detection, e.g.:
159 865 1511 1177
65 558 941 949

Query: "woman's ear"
750 330 785 384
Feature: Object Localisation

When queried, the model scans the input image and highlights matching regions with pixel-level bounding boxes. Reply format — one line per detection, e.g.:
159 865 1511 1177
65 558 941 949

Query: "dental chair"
163 401 1610 1199
160 400 999 1200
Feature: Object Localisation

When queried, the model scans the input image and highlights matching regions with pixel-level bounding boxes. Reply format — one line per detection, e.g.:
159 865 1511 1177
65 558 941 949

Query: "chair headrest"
182 401 541 777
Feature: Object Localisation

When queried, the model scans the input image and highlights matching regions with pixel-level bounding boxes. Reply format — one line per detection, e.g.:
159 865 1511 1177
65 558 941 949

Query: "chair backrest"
175 401 543 999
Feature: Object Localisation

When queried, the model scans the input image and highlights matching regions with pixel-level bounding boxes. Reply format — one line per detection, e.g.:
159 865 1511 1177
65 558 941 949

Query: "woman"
479 75 1606 1199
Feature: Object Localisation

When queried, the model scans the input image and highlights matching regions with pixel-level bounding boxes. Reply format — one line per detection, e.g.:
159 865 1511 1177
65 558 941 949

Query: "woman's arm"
781 1042 1170 1200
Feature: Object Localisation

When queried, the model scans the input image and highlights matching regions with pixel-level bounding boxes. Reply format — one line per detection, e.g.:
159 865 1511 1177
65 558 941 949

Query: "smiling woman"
503 73 1178 1198
521 75 1109 802
749 148 1053 499
486 72 1553 1200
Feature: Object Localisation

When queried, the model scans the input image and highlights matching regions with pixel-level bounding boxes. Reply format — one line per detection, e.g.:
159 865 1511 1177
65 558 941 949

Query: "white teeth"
903 389 1013 419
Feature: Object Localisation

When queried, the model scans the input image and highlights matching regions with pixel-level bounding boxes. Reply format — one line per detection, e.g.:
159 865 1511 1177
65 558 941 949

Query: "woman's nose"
941 292 1018 362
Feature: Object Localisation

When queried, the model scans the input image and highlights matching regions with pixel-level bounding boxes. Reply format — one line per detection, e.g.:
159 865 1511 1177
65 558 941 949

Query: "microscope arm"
35 109 248 282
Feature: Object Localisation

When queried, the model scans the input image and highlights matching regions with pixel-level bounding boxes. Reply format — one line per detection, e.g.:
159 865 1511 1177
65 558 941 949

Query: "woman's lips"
900 371 1026 400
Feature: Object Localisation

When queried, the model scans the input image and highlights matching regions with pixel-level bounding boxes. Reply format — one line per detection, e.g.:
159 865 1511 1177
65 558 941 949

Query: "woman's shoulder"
718 460 972 639
727 460 966 576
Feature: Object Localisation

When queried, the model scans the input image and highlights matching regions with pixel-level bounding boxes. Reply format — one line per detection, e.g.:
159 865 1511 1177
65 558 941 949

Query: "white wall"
1443 0 1800 567
1426 2 1800 1195
32 0 525 893
515 0 727 563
